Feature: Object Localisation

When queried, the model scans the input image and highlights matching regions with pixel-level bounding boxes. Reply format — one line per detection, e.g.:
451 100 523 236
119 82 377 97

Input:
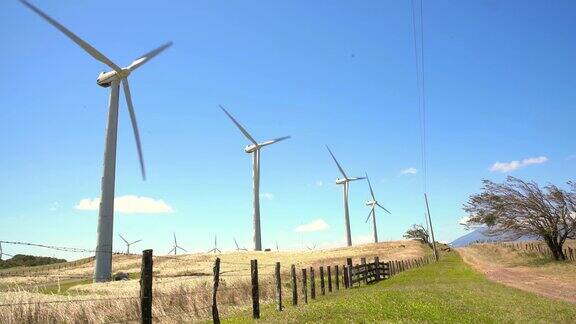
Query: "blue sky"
0 1 574 260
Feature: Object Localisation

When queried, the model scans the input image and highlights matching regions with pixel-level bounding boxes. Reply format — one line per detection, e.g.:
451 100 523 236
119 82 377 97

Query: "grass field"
0 240 428 323
225 251 576 323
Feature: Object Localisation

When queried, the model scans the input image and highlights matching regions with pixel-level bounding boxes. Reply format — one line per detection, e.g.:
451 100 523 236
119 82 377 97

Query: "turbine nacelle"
366 200 376 206
335 177 365 185
244 136 291 153
97 69 131 88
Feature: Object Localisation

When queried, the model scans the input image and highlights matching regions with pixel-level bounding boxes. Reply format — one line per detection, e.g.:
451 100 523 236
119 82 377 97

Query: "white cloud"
75 195 174 214
260 192 274 200
295 219 329 233
400 167 418 175
489 156 548 173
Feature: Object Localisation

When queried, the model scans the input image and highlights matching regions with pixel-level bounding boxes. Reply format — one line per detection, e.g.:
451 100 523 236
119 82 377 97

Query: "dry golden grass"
0 240 429 323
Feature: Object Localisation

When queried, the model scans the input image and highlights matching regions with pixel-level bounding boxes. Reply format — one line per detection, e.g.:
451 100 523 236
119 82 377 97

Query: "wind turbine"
220 106 290 251
207 235 222 254
306 244 317 251
0 242 13 261
168 233 187 256
20 1 172 282
326 146 365 247
234 238 248 251
118 235 141 254
364 173 391 243
275 241 279 252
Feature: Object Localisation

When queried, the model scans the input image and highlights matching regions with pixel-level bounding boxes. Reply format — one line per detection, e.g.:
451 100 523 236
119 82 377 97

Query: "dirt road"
458 247 576 304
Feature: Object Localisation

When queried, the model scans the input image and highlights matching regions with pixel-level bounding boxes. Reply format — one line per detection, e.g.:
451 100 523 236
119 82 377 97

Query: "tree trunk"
543 236 566 261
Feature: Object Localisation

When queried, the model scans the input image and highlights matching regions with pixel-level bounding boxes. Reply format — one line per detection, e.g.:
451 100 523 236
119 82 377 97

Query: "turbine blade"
20 0 122 72
326 146 348 179
122 78 146 180
173 233 177 245
127 42 173 71
178 246 187 252
259 136 291 147
219 105 258 145
234 238 239 249
132 240 142 245
365 173 376 200
365 207 374 223
118 234 128 244
348 177 366 181
168 247 176 254
377 202 391 214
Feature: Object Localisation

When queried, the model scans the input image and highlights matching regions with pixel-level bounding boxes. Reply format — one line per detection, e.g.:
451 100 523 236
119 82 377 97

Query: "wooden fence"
137 251 435 323
473 241 576 261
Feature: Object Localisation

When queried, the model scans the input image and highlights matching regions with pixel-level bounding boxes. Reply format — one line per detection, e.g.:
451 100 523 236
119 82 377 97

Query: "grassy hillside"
226 251 576 323
0 254 66 269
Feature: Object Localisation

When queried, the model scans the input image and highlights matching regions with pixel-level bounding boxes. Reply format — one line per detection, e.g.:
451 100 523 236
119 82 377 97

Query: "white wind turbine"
220 106 290 251
234 238 248 251
0 242 13 261
364 173 391 243
169 233 187 256
118 235 141 254
20 1 172 282
207 235 222 254
326 146 365 247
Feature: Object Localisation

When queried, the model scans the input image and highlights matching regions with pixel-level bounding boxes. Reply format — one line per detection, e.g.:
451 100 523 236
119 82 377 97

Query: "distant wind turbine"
364 173 391 243
207 235 222 254
306 244 317 251
327 146 365 247
220 106 290 251
169 233 187 255
20 0 172 282
234 238 248 251
118 234 141 254
0 242 13 261
275 241 279 252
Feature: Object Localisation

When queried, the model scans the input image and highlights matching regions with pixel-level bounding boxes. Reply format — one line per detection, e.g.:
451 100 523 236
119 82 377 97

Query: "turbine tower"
364 173 391 243
234 238 248 251
20 0 172 282
0 242 13 261
327 146 365 247
118 234 141 254
207 235 222 253
220 106 290 251
168 233 187 256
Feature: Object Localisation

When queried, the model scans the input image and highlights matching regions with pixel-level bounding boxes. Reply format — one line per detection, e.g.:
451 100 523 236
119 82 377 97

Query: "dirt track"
458 247 576 304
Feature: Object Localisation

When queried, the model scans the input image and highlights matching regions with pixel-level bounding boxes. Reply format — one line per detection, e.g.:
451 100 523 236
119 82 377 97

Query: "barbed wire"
0 296 139 307
0 240 137 256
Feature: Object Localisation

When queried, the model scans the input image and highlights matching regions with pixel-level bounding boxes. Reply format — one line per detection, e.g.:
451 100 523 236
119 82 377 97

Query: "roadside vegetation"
226 251 576 323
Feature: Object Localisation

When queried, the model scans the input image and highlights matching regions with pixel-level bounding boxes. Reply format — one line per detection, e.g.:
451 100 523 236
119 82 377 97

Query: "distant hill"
0 254 66 269
451 228 535 247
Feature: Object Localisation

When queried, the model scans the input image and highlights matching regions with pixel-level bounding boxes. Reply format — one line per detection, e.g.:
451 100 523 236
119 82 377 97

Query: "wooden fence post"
343 265 349 289
319 266 325 295
251 259 259 319
361 257 367 284
327 266 332 292
310 267 316 299
212 257 221 324
291 264 298 306
374 256 380 281
346 258 353 288
335 265 340 290
275 262 282 311
302 268 308 304
140 249 153 324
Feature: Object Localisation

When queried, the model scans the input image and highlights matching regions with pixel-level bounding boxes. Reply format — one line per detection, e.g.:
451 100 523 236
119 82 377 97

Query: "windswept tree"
463 177 576 260
404 224 431 247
